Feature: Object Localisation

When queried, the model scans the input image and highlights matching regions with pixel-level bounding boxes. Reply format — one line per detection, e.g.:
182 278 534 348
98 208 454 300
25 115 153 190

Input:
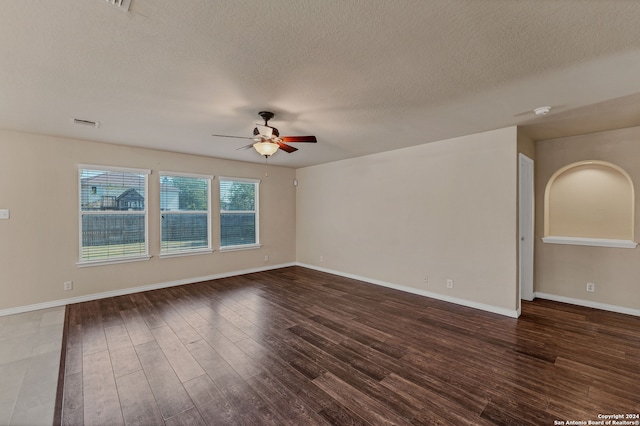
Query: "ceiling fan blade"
277 142 298 153
236 144 255 151
281 135 317 143
212 134 255 140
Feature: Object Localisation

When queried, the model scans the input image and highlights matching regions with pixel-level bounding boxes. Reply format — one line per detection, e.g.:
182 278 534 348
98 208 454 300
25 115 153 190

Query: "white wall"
296 127 519 315
0 129 296 312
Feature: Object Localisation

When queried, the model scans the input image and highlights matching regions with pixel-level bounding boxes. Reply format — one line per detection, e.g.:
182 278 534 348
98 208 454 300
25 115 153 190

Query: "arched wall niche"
543 160 637 248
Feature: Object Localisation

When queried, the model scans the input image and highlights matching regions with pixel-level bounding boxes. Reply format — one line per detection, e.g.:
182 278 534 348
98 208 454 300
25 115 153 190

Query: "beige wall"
545 163 634 240
0 129 296 310
296 127 519 313
535 126 640 310
517 130 535 160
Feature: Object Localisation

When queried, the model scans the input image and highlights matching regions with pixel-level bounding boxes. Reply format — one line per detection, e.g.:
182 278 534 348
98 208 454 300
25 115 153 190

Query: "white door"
519 154 535 303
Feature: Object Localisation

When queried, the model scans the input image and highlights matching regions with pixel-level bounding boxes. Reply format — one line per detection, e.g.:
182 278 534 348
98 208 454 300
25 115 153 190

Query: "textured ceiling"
1 0 640 167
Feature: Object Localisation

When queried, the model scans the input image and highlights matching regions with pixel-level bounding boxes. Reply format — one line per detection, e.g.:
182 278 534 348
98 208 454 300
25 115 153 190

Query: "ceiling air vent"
72 118 100 128
103 0 131 11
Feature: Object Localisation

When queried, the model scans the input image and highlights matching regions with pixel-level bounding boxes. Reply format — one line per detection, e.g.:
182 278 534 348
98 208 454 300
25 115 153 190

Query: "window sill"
77 255 152 268
542 236 638 249
219 244 262 252
159 249 214 259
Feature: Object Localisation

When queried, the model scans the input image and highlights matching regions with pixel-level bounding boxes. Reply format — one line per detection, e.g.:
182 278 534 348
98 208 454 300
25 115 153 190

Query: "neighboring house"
116 188 143 210
81 172 143 210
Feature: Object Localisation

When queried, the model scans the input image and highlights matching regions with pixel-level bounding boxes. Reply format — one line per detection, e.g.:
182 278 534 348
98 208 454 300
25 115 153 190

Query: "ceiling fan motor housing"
254 126 279 137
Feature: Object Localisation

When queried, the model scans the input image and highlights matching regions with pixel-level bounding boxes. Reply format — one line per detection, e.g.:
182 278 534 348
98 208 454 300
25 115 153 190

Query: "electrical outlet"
63 281 73 291
423 276 428 284
320 255 324 262
264 255 269 262
446 279 454 289
586 282 595 292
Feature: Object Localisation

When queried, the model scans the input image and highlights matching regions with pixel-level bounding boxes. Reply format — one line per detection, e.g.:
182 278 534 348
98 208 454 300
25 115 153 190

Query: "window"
219 177 260 250
78 165 150 266
160 172 212 256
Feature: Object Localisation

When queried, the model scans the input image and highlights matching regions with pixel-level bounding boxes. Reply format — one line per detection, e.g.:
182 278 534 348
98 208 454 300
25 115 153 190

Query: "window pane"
161 176 208 211
221 213 256 246
220 178 259 248
161 213 208 252
160 174 210 254
81 214 146 260
220 181 255 211
81 170 145 211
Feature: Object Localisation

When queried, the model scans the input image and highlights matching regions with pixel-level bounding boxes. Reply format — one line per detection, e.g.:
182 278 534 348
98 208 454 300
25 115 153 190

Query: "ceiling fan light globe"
253 141 279 157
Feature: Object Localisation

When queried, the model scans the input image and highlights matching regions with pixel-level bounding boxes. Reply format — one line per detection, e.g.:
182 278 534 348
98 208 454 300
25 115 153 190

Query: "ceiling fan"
212 111 317 157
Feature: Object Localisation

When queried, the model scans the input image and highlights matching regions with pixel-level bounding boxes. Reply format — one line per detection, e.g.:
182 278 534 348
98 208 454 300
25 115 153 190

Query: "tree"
221 181 255 210
173 177 207 210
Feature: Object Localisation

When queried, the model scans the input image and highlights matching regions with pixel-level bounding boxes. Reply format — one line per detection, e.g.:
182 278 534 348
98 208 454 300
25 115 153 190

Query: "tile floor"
0 307 65 426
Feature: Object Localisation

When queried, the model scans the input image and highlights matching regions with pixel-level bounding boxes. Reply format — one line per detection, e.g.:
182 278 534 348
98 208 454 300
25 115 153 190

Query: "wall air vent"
103 0 131 11
72 118 100 128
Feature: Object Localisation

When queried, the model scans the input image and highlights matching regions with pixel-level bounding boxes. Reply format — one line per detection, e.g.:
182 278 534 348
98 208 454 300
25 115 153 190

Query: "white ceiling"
1 0 640 168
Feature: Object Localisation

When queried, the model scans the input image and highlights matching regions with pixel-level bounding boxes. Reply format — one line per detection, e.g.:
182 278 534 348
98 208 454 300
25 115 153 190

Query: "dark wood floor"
57 266 640 425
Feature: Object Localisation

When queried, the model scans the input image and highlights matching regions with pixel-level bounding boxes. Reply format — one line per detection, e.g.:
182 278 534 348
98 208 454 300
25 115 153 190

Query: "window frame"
219 176 261 251
77 164 151 267
159 171 213 258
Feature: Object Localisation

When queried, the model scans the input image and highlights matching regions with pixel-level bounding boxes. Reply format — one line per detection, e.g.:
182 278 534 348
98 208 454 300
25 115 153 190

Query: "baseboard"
12 264 630 319
534 292 640 317
0 263 296 317
297 263 520 318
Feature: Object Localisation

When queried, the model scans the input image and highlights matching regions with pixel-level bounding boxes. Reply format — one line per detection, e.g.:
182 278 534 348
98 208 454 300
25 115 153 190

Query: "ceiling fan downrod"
258 111 275 126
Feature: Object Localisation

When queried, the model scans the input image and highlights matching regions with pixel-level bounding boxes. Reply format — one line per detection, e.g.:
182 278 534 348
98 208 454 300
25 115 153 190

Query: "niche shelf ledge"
542 236 637 249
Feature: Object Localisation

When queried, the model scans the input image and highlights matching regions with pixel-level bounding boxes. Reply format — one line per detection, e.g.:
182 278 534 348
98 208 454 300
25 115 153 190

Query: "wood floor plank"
104 323 134 352
313 372 413 426
110 345 142 379
129 292 169 330
96 297 125 329
218 381 284 426
316 401 369 426
235 336 335 412
151 326 205 383
158 307 202 346
134 340 195 421
115 370 164 426
63 322 83 377
120 308 154 346
381 373 491 426
82 350 123 426
164 406 206 426
80 304 108 357
185 338 246 391
191 320 262 379
194 304 249 343
60 372 83 426
58 266 640 425
183 374 240 425
247 370 331 426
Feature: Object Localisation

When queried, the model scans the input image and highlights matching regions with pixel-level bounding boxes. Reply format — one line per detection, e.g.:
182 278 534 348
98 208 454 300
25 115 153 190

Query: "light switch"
0 209 9 219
